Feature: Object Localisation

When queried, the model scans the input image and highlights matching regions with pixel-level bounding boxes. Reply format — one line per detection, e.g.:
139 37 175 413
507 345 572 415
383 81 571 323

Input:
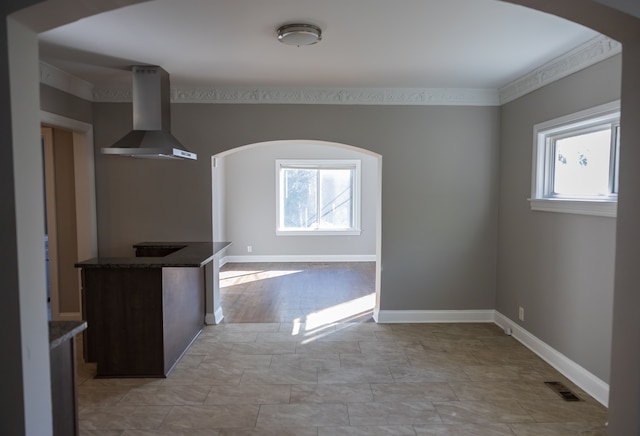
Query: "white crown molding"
43 34 621 107
170 87 501 106
499 35 622 105
39 62 94 101
91 85 499 106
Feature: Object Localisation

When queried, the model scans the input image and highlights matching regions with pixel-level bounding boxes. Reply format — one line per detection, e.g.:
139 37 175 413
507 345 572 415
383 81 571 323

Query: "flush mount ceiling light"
277 23 322 46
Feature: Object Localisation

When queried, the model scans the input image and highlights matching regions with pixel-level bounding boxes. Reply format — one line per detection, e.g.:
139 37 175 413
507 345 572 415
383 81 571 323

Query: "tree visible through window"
553 127 615 197
277 160 361 234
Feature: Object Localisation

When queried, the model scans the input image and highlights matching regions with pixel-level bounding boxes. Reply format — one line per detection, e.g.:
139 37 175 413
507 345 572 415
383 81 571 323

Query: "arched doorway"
211 139 382 325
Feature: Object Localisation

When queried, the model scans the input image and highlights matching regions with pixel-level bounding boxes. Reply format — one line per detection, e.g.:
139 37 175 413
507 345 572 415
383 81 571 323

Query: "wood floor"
219 262 376 324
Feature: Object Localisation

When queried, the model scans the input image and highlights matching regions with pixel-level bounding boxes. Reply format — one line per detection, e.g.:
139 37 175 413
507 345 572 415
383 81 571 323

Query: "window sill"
529 198 617 218
276 229 362 236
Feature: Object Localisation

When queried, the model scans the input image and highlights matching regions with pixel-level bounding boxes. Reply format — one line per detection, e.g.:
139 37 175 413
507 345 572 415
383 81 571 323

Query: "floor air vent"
544 381 582 401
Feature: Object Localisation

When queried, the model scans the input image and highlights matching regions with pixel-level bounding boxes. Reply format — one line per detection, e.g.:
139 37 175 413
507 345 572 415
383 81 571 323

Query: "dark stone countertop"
49 320 87 350
75 241 231 268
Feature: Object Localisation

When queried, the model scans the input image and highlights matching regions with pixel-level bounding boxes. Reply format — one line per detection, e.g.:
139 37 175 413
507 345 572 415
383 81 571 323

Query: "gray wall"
93 103 500 311
497 54 621 383
40 83 92 124
221 141 377 258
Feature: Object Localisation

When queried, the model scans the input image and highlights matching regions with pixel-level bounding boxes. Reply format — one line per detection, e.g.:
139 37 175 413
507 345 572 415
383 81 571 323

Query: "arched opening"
211 139 382 325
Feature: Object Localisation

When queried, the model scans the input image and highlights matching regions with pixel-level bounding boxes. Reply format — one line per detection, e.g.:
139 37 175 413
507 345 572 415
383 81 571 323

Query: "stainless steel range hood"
101 66 197 160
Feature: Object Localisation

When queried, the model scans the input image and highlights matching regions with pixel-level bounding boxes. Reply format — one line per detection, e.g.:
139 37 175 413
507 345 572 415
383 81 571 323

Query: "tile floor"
76 321 609 435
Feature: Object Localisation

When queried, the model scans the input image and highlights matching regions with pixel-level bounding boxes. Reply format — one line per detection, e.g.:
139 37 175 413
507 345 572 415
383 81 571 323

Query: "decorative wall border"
169 87 500 106
90 84 499 106
42 34 621 107
92 85 131 102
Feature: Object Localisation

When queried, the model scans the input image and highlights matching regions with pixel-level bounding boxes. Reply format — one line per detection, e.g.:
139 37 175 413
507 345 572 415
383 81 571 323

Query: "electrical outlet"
518 306 525 321
247 245 252 253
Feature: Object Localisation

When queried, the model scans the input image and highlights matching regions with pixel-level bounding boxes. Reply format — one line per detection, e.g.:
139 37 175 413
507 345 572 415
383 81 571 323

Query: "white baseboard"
494 311 609 407
205 307 224 325
374 309 495 323
223 254 376 263
372 308 609 407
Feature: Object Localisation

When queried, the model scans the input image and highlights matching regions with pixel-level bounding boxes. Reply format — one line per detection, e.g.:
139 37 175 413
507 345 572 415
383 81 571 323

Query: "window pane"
553 128 612 197
319 169 353 228
282 169 317 228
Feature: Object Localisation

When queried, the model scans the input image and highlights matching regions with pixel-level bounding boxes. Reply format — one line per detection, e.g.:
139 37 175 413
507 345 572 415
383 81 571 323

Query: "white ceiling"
38 0 600 90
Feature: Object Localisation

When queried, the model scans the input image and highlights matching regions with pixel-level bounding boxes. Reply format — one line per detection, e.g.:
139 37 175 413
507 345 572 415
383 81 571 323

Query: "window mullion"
546 137 556 198
608 123 615 195
610 123 620 195
316 169 321 228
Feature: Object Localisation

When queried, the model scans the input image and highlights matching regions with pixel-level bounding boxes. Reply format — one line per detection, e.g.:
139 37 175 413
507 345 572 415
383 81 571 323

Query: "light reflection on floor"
298 293 376 339
220 269 303 286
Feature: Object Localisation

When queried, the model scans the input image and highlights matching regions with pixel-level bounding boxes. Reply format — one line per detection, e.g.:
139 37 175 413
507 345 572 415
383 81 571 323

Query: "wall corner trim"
494 311 609 407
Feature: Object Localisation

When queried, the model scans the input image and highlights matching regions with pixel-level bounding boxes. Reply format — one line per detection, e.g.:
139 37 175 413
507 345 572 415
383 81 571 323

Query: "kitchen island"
76 241 230 377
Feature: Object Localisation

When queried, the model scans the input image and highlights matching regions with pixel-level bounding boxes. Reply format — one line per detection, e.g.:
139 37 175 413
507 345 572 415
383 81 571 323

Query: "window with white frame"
276 159 361 235
530 101 620 217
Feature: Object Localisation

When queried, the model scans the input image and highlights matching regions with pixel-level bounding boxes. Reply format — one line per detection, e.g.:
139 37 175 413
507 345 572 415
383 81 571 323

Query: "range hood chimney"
101 66 197 160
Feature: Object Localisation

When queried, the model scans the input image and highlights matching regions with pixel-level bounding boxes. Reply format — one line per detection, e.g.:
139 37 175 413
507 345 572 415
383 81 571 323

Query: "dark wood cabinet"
81 266 204 377
49 321 86 436
76 242 230 378
51 338 77 435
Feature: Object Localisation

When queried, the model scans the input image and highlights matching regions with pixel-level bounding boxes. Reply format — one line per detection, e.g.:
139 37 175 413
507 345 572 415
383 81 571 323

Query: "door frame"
41 111 97 320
